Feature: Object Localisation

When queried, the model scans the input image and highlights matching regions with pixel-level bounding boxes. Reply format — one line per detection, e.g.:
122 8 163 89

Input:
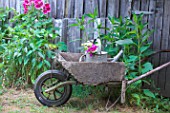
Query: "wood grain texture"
152 0 163 90
61 61 126 85
107 0 119 17
49 0 57 18
120 0 129 17
74 0 84 18
65 0 75 18
99 0 106 17
67 19 81 52
56 0 65 19
84 0 99 16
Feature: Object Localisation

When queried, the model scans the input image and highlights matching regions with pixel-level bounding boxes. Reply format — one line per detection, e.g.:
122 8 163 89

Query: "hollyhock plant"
34 0 44 9
43 3 51 14
86 44 98 56
23 0 51 14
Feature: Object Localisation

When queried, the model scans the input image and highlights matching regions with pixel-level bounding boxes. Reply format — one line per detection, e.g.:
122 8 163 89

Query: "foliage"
70 9 103 43
0 4 66 87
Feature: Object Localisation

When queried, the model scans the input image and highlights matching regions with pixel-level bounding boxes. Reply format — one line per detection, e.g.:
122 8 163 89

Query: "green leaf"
140 46 149 53
142 62 153 74
127 55 138 62
37 61 43 69
38 52 45 59
24 57 29 66
0 63 4 68
116 39 134 45
143 89 155 98
44 60 51 68
131 93 141 106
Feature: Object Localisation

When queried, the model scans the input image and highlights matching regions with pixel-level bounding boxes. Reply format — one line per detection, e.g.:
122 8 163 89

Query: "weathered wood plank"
74 0 84 18
141 0 150 26
61 61 126 85
132 0 140 11
99 0 106 17
16 0 21 13
94 18 106 39
161 0 170 97
67 19 81 52
84 0 99 15
152 0 163 89
49 0 57 18
0 0 3 8
147 0 157 86
65 0 75 18
120 0 129 18
107 0 119 17
61 18 68 44
56 0 65 19
53 19 63 43
81 18 95 43
3 0 9 8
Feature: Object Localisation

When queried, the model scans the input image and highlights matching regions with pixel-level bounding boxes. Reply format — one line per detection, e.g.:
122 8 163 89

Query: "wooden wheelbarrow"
34 50 170 111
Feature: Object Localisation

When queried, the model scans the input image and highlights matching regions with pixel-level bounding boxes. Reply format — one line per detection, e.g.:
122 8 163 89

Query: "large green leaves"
115 39 134 45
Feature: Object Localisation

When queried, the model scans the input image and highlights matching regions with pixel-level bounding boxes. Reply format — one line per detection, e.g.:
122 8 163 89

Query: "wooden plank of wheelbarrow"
59 52 83 62
61 62 126 85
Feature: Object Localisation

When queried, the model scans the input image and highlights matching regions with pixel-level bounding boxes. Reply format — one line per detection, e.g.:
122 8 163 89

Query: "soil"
0 88 149 113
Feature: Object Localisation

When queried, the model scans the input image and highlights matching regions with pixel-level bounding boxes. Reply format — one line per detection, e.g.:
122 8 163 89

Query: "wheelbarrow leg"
121 80 127 104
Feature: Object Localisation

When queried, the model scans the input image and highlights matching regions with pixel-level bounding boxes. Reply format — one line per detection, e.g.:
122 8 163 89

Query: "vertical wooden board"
74 0 84 18
162 0 170 97
84 0 99 15
98 0 106 17
67 19 81 52
3 0 9 8
120 0 129 18
61 18 68 44
0 0 3 8
56 0 65 19
147 0 157 86
53 19 63 43
81 17 95 44
141 0 150 26
20 1 24 14
94 18 106 39
132 0 140 11
9 0 16 18
107 0 119 17
152 0 163 88
65 0 75 18
49 0 57 18
159 0 169 91
16 0 21 13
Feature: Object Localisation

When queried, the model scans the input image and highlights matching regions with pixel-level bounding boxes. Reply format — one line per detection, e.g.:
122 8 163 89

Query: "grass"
0 88 149 113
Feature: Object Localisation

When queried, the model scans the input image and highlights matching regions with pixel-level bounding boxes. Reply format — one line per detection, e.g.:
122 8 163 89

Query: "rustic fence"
1 0 170 97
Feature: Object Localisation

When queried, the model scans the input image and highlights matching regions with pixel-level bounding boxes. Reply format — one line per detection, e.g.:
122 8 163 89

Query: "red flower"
86 44 98 56
34 0 43 9
43 3 51 14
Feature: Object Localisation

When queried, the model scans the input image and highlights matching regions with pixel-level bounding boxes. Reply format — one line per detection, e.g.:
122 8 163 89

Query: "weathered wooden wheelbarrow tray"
34 51 170 111
60 55 125 85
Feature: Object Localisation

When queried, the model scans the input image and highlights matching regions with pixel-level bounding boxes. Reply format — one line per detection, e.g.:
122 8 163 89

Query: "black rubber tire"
34 70 72 107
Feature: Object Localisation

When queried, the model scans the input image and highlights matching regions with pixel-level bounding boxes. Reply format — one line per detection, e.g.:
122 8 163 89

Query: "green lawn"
0 88 149 113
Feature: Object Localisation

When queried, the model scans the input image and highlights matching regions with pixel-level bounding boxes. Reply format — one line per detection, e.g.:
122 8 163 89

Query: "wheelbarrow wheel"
34 70 72 107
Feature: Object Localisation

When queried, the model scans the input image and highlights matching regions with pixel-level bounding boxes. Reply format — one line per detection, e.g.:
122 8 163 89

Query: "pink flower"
23 0 31 6
34 0 43 9
86 44 98 56
43 3 51 14
30 0 34 3
23 1 29 14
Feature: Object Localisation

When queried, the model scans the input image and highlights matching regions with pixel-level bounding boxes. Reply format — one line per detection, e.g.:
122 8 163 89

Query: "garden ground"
0 88 150 113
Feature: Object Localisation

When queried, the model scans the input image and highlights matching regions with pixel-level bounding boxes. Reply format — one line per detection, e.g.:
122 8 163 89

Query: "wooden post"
121 79 127 104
